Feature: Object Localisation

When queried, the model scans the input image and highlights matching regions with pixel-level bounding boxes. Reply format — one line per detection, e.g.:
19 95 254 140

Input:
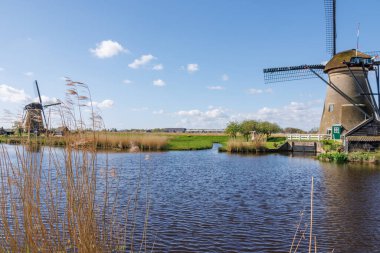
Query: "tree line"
225 120 315 141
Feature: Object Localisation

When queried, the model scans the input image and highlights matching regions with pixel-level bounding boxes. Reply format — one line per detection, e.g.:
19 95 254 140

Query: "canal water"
94 144 380 252
3 144 380 252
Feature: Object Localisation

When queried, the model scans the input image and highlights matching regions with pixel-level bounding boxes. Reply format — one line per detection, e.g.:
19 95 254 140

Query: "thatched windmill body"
22 81 61 134
264 0 380 137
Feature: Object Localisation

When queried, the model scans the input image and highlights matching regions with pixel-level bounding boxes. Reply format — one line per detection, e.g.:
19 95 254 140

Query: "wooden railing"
286 134 330 141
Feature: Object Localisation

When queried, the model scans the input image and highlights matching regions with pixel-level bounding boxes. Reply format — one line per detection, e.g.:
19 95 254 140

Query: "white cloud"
128 54 155 69
207 86 225 90
231 101 322 130
248 88 272 94
174 100 322 130
90 40 127 58
0 84 30 103
97 100 114 108
24 71 34 77
0 67 4 72
175 107 229 128
187 63 199 73
123 79 132 84
243 101 321 130
153 109 164 115
88 99 114 109
221 74 229 81
153 64 163 70
153 79 165 87
33 95 60 105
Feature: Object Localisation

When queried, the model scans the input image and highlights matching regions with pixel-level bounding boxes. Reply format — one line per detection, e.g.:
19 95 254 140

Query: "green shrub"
321 140 342 152
317 151 348 163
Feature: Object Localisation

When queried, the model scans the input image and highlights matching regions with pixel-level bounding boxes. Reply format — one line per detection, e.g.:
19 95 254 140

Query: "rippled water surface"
5 144 380 252
93 145 380 252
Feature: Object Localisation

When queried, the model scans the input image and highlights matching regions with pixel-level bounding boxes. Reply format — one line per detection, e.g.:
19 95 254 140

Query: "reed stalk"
0 79 151 252
308 176 314 253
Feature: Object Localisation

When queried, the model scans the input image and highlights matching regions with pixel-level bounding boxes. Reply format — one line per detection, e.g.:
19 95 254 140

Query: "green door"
332 125 342 140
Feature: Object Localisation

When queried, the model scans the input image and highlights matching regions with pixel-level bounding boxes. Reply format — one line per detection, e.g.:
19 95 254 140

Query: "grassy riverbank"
316 140 380 163
0 133 230 151
0 133 285 152
318 151 380 163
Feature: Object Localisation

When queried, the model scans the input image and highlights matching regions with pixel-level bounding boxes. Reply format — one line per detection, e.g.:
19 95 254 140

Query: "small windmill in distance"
263 0 380 138
22 80 61 135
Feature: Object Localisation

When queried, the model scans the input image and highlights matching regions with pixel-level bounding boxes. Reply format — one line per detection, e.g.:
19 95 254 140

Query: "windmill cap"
24 102 43 110
324 49 371 73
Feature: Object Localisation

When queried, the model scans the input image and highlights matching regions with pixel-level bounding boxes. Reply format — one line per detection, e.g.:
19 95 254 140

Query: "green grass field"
166 135 228 150
265 136 286 149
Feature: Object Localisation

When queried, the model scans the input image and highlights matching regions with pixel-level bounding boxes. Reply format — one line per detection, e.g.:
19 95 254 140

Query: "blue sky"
1 0 380 130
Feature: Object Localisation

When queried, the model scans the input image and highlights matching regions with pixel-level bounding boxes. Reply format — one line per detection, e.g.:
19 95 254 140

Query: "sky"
1 0 380 130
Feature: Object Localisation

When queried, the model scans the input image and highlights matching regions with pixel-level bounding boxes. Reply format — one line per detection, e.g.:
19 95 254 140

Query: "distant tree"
257 121 281 137
283 127 305 134
239 120 258 141
225 121 241 139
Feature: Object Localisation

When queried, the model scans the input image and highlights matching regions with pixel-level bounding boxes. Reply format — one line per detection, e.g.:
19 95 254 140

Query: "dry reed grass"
290 177 334 253
0 79 152 252
226 134 266 153
92 133 168 151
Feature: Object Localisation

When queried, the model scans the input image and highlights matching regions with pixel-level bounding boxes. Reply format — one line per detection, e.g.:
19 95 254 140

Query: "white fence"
286 134 330 141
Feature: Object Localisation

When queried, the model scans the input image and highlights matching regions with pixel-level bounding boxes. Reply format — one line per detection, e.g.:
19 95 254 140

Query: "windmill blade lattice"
35 80 48 129
263 64 325 83
324 0 337 56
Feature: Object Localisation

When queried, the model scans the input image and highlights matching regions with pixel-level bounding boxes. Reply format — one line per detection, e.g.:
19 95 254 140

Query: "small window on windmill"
328 104 334 112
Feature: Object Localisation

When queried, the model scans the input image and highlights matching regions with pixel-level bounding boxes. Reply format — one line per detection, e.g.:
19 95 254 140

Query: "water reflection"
319 162 380 252
24 143 41 153
1 144 380 252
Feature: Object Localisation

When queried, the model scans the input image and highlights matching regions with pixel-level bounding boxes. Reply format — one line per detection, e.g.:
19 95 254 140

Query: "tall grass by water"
91 132 168 151
226 134 266 153
0 79 151 252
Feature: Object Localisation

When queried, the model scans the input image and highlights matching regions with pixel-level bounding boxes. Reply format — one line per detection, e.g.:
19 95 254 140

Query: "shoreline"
1 134 379 164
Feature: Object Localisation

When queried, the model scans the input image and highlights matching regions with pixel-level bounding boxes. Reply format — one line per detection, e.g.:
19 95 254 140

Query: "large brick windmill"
263 0 380 140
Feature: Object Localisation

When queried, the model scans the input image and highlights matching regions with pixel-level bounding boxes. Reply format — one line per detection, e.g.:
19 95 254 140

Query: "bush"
321 140 342 152
317 152 348 163
348 152 376 162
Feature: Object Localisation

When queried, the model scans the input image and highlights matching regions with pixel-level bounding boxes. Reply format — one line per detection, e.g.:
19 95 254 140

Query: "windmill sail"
263 64 325 83
324 0 337 56
262 0 380 144
35 80 48 129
